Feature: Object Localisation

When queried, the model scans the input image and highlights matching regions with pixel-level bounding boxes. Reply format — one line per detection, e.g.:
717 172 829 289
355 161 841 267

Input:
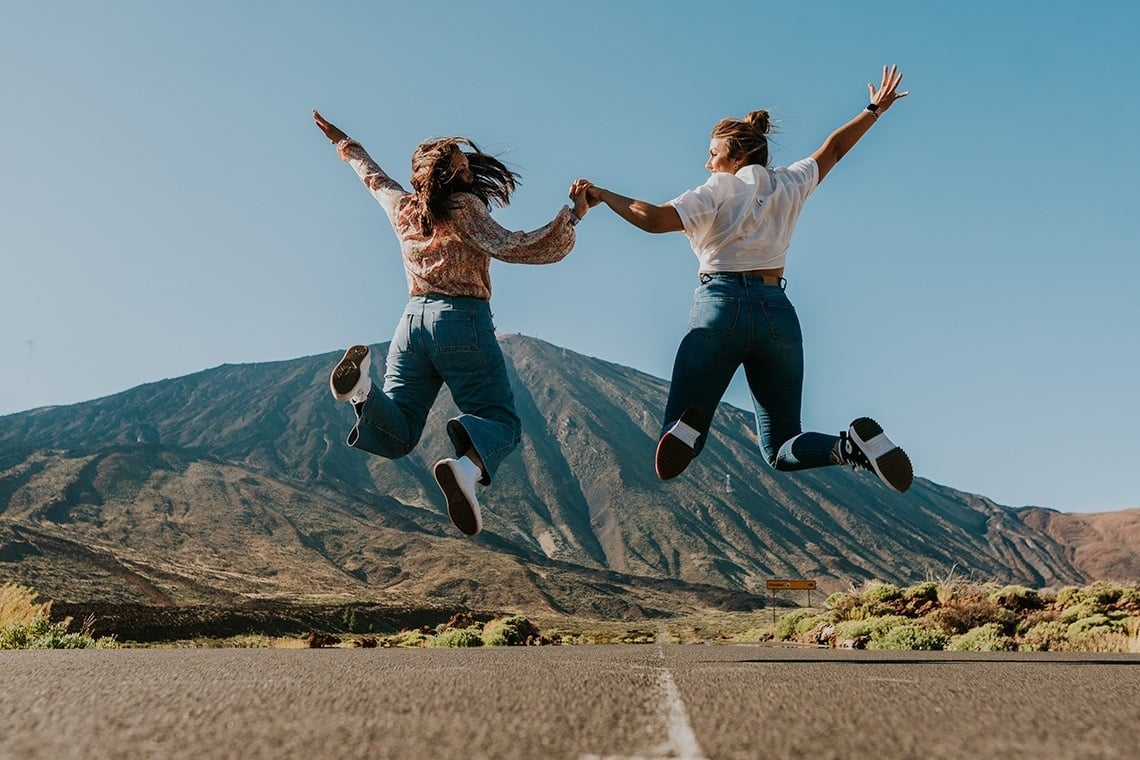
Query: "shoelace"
839 432 872 472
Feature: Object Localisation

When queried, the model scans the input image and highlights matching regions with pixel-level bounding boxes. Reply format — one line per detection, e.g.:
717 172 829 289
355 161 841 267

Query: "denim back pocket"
759 299 802 346
688 296 739 338
429 309 479 353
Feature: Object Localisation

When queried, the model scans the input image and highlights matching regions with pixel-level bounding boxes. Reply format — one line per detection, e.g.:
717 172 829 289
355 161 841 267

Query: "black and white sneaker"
655 407 710 480
330 345 371 403
433 457 483 536
839 417 913 493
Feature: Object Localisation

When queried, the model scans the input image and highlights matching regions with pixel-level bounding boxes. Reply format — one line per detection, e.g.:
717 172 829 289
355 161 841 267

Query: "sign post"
765 579 818 622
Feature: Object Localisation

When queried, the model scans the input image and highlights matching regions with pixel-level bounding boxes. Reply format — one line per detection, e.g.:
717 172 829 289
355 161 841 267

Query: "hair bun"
745 109 771 135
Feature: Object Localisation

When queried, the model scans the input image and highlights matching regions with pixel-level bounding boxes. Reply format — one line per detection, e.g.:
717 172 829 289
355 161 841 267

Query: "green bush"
381 630 430 648
948 623 1013 652
872 623 947 651
1058 601 1103 624
863 582 902 604
482 616 540 646
901 582 940 602
825 592 858 621
1067 613 1124 638
1054 586 1082 608
773 609 812 641
1020 620 1069 651
988 585 1044 612
430 628 484 648
0 615 99 650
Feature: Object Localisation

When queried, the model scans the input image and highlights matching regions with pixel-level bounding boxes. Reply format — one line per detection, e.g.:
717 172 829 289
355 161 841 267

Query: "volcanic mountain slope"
1 335 1135 615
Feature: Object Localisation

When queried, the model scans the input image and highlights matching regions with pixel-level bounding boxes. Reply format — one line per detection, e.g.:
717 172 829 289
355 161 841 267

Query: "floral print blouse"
336 138 577 300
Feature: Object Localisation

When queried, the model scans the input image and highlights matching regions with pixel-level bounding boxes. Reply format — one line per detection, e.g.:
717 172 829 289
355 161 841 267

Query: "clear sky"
3 1 1138 513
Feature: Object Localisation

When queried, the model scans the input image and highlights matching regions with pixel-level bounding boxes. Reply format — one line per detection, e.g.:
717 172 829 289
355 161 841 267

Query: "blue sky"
2 1 1138 513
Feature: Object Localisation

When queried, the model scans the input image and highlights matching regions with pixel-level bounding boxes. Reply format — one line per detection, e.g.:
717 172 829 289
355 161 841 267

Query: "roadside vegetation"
6 579 1139 652
0 583 117 650
741 578 1140 652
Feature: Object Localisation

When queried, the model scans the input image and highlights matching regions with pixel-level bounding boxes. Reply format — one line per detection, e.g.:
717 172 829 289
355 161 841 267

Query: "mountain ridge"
2 335 1137 621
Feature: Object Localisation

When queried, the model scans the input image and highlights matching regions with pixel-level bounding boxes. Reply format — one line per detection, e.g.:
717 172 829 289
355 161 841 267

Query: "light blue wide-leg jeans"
661 273 839 471
347 295 521 484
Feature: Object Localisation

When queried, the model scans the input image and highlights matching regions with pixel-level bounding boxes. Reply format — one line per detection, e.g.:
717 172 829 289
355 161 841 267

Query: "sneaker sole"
434 461 482 536
849 417 914 493
655 407 710 480
330 345 370 402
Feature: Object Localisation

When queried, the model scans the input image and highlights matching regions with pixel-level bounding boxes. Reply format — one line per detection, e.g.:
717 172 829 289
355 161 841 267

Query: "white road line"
580 633 707 760
654 629 706 760
579 633 702 760
655 666 706 760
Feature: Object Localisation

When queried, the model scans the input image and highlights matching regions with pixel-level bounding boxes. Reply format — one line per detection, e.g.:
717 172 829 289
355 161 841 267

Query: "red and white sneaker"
655 407 710 480
839 417 913 493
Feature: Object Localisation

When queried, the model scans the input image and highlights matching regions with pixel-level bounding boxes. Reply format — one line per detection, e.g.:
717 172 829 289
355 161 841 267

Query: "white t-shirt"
668 158 818 271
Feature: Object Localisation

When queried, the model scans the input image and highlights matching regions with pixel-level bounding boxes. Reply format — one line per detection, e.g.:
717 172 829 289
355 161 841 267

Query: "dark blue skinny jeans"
663 273 840 471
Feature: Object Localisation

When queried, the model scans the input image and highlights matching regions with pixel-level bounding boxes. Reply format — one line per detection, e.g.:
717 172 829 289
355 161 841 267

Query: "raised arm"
585 186 683 234
312 110 407 215
811 65 908 184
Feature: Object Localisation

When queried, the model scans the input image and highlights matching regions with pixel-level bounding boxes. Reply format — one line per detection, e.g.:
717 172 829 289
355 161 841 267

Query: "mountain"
1 335 1137 625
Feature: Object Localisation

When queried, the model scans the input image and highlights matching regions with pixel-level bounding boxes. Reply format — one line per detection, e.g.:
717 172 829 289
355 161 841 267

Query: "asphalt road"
1 643 1137 759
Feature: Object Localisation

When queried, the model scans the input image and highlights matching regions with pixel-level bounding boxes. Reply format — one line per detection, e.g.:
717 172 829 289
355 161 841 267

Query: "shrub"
430 628 484 648
1020 620 1069 651
835 619 876 642
482 616 540 646
1118 587 1140 612
948 623 1013 652
0 614 98 650
773 609 812 641
872 623 947 651
863 581 902 604
931 592 1014 635
989 585 1044 612
1067 613 1124 638
825 592 858 621
382 630 430 648
1054 586 1082 608
1058 601 1102 624
901 582 940 602
734 628 773 643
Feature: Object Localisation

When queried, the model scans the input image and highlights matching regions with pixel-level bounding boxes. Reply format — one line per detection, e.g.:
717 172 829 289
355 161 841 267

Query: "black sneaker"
330 345 371 403
655 407 710 480
839 417 913 493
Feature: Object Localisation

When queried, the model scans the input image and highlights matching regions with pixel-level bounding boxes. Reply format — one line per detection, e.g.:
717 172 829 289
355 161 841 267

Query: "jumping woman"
315 110 591 535
579 66 914 492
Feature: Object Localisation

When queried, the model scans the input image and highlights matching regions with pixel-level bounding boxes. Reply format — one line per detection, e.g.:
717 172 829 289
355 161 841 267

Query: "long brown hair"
710 110 775 167
408 137 519 235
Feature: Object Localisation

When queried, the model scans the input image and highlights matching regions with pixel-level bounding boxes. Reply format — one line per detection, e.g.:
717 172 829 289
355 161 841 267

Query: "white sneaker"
840 417 914 493
433 457 483 536
330 345 371 403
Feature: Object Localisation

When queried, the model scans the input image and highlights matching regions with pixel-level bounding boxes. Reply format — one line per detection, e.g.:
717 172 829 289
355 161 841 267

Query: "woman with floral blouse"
315 110 590 536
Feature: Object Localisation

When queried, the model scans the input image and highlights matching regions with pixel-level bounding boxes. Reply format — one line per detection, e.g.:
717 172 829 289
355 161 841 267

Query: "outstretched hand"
312 109 348 143
568 179 597 220
868 65 909 114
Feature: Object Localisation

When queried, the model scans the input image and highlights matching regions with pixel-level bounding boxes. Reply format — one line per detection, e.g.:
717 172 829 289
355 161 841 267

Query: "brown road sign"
766 579 817 591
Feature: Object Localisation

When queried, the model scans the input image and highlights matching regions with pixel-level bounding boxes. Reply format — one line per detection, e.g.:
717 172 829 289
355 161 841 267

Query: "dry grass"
0 583 52 628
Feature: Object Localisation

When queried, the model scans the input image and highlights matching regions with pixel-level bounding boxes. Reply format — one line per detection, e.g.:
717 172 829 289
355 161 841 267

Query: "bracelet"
569 210 582 226
865 103 880 120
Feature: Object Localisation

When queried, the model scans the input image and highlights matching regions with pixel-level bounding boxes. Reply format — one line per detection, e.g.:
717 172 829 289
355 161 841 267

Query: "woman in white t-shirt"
581 65 913 492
